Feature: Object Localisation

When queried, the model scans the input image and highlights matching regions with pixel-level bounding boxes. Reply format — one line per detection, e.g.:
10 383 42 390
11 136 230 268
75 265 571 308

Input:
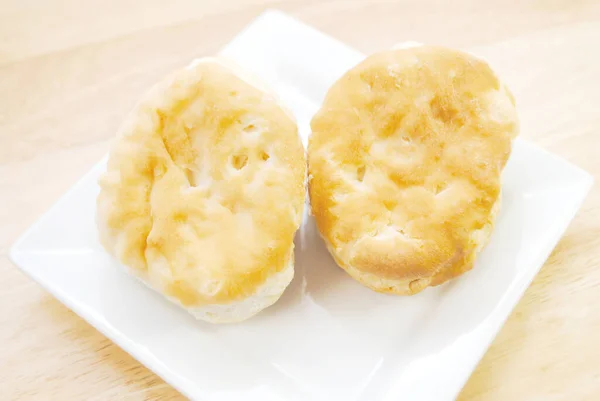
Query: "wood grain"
1 1 599 400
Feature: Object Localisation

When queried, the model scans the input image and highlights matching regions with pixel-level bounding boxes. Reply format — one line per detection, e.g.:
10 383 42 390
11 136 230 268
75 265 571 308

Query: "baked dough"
308 46 518 295
97 58 306 322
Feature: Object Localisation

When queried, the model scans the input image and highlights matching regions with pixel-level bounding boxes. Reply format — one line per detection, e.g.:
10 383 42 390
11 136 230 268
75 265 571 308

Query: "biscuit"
308 46 518 294
97 58 306 322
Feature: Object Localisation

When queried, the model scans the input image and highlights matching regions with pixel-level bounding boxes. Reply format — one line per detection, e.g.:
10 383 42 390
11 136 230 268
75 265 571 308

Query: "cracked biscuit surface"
97 58 306 322
308 46 518 295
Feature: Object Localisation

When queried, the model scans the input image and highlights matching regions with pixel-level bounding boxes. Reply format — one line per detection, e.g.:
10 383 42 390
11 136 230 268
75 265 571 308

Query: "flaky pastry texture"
97 58 305 322
308 46 518 295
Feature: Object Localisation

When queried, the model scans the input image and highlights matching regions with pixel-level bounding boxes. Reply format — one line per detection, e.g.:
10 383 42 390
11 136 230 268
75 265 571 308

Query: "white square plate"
10 10 593 401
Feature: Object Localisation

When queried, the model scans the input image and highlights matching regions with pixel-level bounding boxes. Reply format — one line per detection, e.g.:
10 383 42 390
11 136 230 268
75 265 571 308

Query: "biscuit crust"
97 59 306 310
309 46 518 294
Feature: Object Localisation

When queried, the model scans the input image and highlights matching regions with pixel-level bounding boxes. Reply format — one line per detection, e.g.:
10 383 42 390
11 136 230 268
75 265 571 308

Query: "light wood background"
1 1 600 400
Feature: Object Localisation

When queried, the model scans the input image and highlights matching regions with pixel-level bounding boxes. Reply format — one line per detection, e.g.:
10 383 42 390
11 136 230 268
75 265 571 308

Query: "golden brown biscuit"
308 46 518 295
97 58 306 322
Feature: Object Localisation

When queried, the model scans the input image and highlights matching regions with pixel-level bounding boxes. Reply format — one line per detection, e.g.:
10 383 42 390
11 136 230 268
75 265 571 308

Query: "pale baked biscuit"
97 58 305 322
308 46 518 295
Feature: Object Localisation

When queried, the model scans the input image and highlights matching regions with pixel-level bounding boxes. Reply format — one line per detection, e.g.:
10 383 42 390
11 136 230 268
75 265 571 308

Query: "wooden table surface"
2 1 600 400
